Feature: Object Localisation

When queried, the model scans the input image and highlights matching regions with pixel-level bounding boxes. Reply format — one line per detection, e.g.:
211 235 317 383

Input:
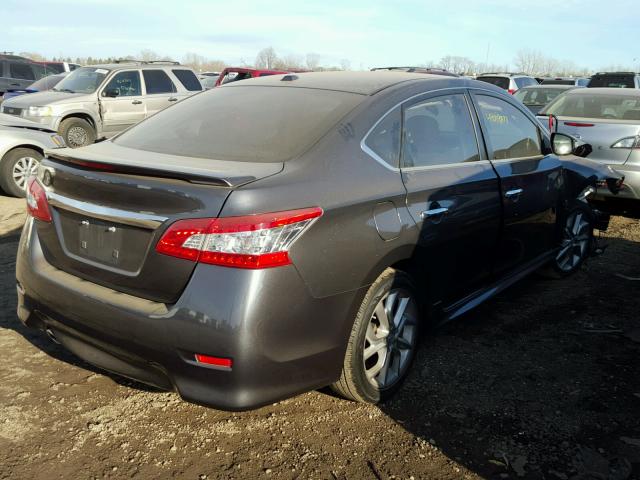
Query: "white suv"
0 61 203 148
475 73 538 95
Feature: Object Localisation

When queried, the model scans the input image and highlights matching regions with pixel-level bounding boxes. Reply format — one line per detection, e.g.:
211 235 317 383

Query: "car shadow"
592 197 640 220
0 225 160 393
375 232 640 479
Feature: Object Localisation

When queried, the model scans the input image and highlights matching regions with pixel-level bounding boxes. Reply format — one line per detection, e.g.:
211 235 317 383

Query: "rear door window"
402 94 480 167
172 69 202 91
475 95 542 160
476 76 509 90
142 70 176 94
9 62 35 80
103 71 141 97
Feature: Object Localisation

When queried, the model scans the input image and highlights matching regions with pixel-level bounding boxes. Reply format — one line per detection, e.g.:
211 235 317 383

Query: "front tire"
332 268 420 404
0 148 43 197
548 202 594 277
59 117 96 148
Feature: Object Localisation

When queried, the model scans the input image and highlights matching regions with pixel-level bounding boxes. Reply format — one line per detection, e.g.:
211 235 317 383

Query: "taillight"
26 177 52 222
508 89 516 95
611 136 640 149
156 207 323 269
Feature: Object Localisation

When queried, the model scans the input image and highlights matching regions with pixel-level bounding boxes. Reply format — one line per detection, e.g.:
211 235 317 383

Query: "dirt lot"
1 195 639 480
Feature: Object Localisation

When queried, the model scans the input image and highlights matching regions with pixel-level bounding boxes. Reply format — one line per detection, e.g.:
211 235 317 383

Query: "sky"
4 0 639 71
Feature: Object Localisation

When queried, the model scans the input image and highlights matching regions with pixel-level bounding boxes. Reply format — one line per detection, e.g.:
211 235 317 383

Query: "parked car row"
1 64 638 204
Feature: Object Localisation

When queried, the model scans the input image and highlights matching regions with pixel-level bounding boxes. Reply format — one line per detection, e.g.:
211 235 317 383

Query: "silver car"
0 61 203 148
539 88 640 200
0 113 64 197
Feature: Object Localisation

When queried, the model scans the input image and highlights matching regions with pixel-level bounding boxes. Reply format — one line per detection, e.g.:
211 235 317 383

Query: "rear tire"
0 148 43 197
332 268 420 404
59 117 95 148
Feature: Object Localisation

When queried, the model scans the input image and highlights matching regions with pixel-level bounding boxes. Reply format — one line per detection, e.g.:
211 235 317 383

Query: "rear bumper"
16 219 364 410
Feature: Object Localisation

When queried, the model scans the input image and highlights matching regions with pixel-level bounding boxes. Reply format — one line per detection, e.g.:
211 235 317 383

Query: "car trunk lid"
35 143 283 303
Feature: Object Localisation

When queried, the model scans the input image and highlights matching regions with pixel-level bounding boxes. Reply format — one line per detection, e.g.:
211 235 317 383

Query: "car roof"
223 70 479 95
519 84 577 90
221 67 290 74
82 63 188 70
564 87 640 97
477 73 532 78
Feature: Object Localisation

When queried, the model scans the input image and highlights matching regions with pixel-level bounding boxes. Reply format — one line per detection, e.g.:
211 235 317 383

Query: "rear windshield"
588 74 635 88
114 86 363 162
29 73 66 91
514 87 568 106
515 77 537 88
543 92 640 120
43 63 65 74
476 76 510 90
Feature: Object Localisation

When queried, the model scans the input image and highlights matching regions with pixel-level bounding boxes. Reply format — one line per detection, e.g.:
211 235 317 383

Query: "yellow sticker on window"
485 113 508 124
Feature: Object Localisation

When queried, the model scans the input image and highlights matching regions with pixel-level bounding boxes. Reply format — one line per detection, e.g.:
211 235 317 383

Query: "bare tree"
514 49 548 74
182 52 206 71
255 47 279 69
19 51 45 61
274 53 303 70
139 49 161 61
340 59 351 71
306 52 321 71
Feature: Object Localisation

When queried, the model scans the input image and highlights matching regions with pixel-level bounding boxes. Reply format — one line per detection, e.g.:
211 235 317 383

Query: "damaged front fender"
561 157 625 199
560 157 625 232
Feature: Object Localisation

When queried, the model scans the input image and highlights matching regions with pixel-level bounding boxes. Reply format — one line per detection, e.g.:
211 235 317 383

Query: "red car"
214 67 293 87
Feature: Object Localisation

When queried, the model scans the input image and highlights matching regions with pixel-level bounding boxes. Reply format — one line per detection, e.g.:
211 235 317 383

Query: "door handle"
168 97 178 102
131 100 143 105
505 188 523 199
420 207 449 219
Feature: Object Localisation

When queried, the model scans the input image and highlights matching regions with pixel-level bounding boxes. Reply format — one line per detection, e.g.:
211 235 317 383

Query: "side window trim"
361 86 510 171
100 70 143 98
400 89 482 169
469 90 545 162
361 105 402 170
142 69 177 95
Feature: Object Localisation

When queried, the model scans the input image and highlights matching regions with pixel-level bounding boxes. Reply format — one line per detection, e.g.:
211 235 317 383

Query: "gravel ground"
0 196 639 480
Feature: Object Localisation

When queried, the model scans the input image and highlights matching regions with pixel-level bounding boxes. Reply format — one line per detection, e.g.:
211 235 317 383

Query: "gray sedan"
0 114 64 197
539 88 640 201
17 72 620 410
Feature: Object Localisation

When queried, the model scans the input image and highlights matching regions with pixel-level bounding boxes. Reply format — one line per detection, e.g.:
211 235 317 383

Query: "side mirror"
551 132 592 158
103 88 120 98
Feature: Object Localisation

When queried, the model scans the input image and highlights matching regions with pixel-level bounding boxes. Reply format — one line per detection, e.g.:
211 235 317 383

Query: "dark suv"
17 72 621 410
0 54 46 96
588 72 640 88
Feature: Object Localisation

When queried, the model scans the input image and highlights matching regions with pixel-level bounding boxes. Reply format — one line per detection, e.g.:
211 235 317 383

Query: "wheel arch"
59 111 98 132
0 143 45 164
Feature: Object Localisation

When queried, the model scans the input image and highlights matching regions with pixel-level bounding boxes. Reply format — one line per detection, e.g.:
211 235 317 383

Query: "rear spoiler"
46 151 248 188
